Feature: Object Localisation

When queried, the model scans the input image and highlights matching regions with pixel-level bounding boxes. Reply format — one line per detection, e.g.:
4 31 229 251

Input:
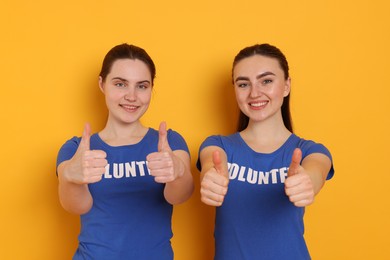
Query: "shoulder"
290 135 334 176
167 128 185 139
147 127 184 139
56 136 81 167
59 136 82 151
290 134 332 159
164 128 189 152
199 133 240 151
57 133 102 162
290 134 335 180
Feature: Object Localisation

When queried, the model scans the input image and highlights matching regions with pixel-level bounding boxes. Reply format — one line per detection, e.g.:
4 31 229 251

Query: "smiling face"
99 58 152 125
233 55 291 125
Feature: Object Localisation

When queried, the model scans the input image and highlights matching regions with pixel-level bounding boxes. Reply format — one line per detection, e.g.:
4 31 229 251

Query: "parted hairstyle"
99 43 156 85
232 43 293 132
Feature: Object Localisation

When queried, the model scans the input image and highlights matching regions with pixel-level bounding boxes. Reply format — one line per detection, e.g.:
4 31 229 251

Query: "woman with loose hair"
198 43 334 259
57 43 193 259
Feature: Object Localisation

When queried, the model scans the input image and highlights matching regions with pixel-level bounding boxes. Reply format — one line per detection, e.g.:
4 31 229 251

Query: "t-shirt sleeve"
196 135 223 171
56 137 81 168
298 139 335 180
167 130 190 154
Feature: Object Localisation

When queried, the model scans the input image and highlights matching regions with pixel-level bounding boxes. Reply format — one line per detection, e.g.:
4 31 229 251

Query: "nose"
250 84 262 98
124 87 136 101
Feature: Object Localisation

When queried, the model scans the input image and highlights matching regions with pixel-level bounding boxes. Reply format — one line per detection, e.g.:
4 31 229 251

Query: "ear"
99 76 105 93
283 77 291 97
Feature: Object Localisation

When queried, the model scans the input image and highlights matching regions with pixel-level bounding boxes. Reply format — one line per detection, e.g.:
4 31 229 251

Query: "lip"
249 100 268 109
120 104 139 112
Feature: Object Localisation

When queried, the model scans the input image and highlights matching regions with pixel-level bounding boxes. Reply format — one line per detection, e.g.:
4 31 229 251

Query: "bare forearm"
309 172 326 195
164 170 193 205
303 153 332 196
57 162 93 214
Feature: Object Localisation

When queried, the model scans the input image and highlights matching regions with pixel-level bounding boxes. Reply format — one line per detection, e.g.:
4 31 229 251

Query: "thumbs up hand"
147 122 185 183
200 149 229 207
285 148 315 207
65 123 107 184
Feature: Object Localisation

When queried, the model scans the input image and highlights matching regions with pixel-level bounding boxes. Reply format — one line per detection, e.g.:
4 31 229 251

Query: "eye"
137 83 150 90
236 82 249 88
114 81 126 88
262 79 273 85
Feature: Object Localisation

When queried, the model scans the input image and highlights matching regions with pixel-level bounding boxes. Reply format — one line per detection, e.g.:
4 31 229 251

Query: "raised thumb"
79 123 91 151
288 148 302 177
212 150 225 176
157 121 170 152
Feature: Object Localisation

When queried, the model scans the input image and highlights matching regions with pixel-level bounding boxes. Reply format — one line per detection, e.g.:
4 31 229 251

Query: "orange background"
1 0 389 259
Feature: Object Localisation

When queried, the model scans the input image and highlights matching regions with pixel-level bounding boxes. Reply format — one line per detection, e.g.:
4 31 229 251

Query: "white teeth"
121 105 137 109
250 101 267 107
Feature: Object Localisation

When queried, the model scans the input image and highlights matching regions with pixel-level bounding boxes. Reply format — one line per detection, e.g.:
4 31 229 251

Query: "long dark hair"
99 43 156 85
232 43 293 132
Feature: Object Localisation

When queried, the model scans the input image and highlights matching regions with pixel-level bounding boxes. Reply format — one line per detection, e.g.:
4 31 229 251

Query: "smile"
249 101 268 107
120 104 139 111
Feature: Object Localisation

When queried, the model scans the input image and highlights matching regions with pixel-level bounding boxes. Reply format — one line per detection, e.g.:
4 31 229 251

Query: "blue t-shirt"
57 128 189 260
197 133 334 260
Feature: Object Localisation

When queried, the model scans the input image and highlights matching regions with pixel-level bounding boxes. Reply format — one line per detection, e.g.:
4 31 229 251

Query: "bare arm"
163 150 194 205
301 153 332 194
57 161 94 215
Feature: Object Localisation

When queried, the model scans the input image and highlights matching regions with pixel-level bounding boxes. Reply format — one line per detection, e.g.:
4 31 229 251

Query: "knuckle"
201 180 210 189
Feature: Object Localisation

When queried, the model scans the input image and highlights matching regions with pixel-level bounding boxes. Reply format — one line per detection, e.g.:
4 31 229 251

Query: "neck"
240 116 291 153
99 118 148 146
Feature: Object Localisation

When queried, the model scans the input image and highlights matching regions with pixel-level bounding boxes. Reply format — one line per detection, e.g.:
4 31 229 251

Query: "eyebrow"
256 71 275 79
112 77 128 83
234 71 276 83
111 77 151 84
136 80 151 85
234 76 250 83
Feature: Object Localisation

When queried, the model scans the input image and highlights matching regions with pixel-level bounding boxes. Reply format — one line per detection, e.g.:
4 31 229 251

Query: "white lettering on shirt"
227 163 289 185
104 161 150 179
